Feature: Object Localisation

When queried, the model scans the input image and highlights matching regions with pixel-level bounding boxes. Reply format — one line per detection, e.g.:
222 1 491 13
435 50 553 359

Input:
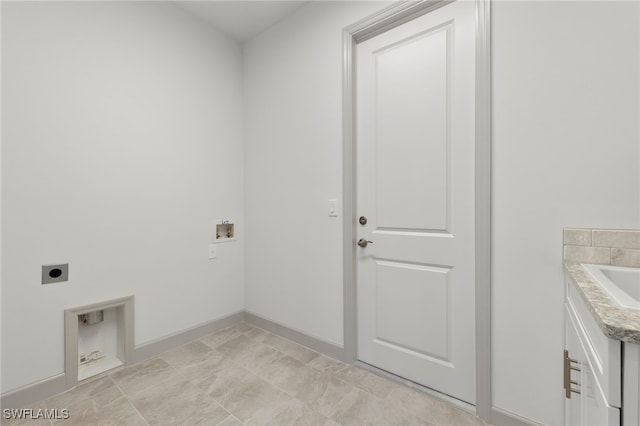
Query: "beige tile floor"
5 322 487 426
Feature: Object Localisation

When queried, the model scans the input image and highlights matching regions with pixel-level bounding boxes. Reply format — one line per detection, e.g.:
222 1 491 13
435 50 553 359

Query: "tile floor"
5 322 487 426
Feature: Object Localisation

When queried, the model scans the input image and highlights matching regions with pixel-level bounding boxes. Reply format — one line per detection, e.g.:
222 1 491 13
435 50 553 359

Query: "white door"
355 1 476 404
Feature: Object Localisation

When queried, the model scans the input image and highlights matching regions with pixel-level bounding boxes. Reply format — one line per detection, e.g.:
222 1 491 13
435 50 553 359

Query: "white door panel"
356 1 476 404
375 260 451 360
375 28 449 231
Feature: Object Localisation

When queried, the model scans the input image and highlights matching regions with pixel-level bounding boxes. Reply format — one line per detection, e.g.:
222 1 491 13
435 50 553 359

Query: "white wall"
492 1 639 424
1 2 245 393
244 1 639 424
2 1 638 423
243 1 391 346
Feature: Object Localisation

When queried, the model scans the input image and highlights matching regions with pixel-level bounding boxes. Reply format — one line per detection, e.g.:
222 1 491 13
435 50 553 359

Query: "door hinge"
564 350 581 398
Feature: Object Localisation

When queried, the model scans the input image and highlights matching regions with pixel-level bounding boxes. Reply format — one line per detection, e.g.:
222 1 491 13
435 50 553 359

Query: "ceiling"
175 1 309 42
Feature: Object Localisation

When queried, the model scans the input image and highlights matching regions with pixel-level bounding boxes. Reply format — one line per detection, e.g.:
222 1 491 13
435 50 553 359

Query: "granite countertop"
564 261 640 344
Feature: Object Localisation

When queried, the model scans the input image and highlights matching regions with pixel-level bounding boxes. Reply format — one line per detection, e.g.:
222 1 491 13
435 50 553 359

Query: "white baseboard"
244 311 345 361
1 310 245 409
2 310 351 409
491 406 541 426
133 310 245 363
8 310 539 424
0 374 67 411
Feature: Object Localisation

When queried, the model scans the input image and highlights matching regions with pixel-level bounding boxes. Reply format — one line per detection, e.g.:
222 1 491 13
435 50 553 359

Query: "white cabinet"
564 308 584 425
624 343 640 426
565 276 640 426
565 304 620 425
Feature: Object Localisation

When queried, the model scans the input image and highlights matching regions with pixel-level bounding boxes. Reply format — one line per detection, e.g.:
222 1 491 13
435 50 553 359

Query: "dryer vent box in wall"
66 296 134 383
79 310 104 326
216 222 235 241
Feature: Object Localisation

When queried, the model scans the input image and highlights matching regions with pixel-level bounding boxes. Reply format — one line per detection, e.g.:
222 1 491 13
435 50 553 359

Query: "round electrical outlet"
49 268 63 278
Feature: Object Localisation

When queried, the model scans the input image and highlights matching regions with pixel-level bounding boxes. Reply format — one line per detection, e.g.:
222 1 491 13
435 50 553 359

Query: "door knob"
357 238 373 248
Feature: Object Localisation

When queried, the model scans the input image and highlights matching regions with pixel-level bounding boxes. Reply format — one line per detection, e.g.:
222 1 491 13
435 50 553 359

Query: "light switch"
328 199 338 217
208 244 217 260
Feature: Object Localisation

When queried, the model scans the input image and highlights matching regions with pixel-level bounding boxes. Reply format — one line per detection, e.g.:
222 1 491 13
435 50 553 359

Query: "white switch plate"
208 244 217 259
328 199 338 217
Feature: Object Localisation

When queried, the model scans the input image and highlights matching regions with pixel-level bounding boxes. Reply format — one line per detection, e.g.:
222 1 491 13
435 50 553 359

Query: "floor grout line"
163 355 235 422
33 322 484 426
108 376 150 426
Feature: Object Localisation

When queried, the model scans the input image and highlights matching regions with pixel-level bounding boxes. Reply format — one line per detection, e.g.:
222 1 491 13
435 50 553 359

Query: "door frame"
341 0 492 422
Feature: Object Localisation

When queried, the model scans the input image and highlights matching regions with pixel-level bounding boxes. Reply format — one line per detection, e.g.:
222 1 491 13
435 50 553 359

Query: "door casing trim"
341 0 492 422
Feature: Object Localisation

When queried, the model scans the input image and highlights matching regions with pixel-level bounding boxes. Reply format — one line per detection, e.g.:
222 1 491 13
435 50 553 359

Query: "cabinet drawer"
566 277 621 407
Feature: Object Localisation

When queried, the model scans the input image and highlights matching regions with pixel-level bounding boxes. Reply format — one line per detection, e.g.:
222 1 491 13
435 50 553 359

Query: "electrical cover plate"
42 263 69 284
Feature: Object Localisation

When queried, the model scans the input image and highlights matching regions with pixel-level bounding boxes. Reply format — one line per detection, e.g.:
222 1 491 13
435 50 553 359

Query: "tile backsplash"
564 228 640 267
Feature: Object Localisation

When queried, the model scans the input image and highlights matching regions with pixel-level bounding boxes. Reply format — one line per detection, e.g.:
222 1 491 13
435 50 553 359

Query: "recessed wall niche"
65 296 134 384
216 221 235 242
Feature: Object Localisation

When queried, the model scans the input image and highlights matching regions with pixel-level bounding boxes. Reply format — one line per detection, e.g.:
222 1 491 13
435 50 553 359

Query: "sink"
583 264 640 311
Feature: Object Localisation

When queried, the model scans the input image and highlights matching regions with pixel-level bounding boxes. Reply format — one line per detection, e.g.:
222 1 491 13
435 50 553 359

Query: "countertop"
564 261 640 344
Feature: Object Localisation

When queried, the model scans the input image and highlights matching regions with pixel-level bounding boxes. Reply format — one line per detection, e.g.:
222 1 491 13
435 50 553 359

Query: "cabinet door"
623 343 640 426
565 304 620 426
566 304 583 425
581 347 620 426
